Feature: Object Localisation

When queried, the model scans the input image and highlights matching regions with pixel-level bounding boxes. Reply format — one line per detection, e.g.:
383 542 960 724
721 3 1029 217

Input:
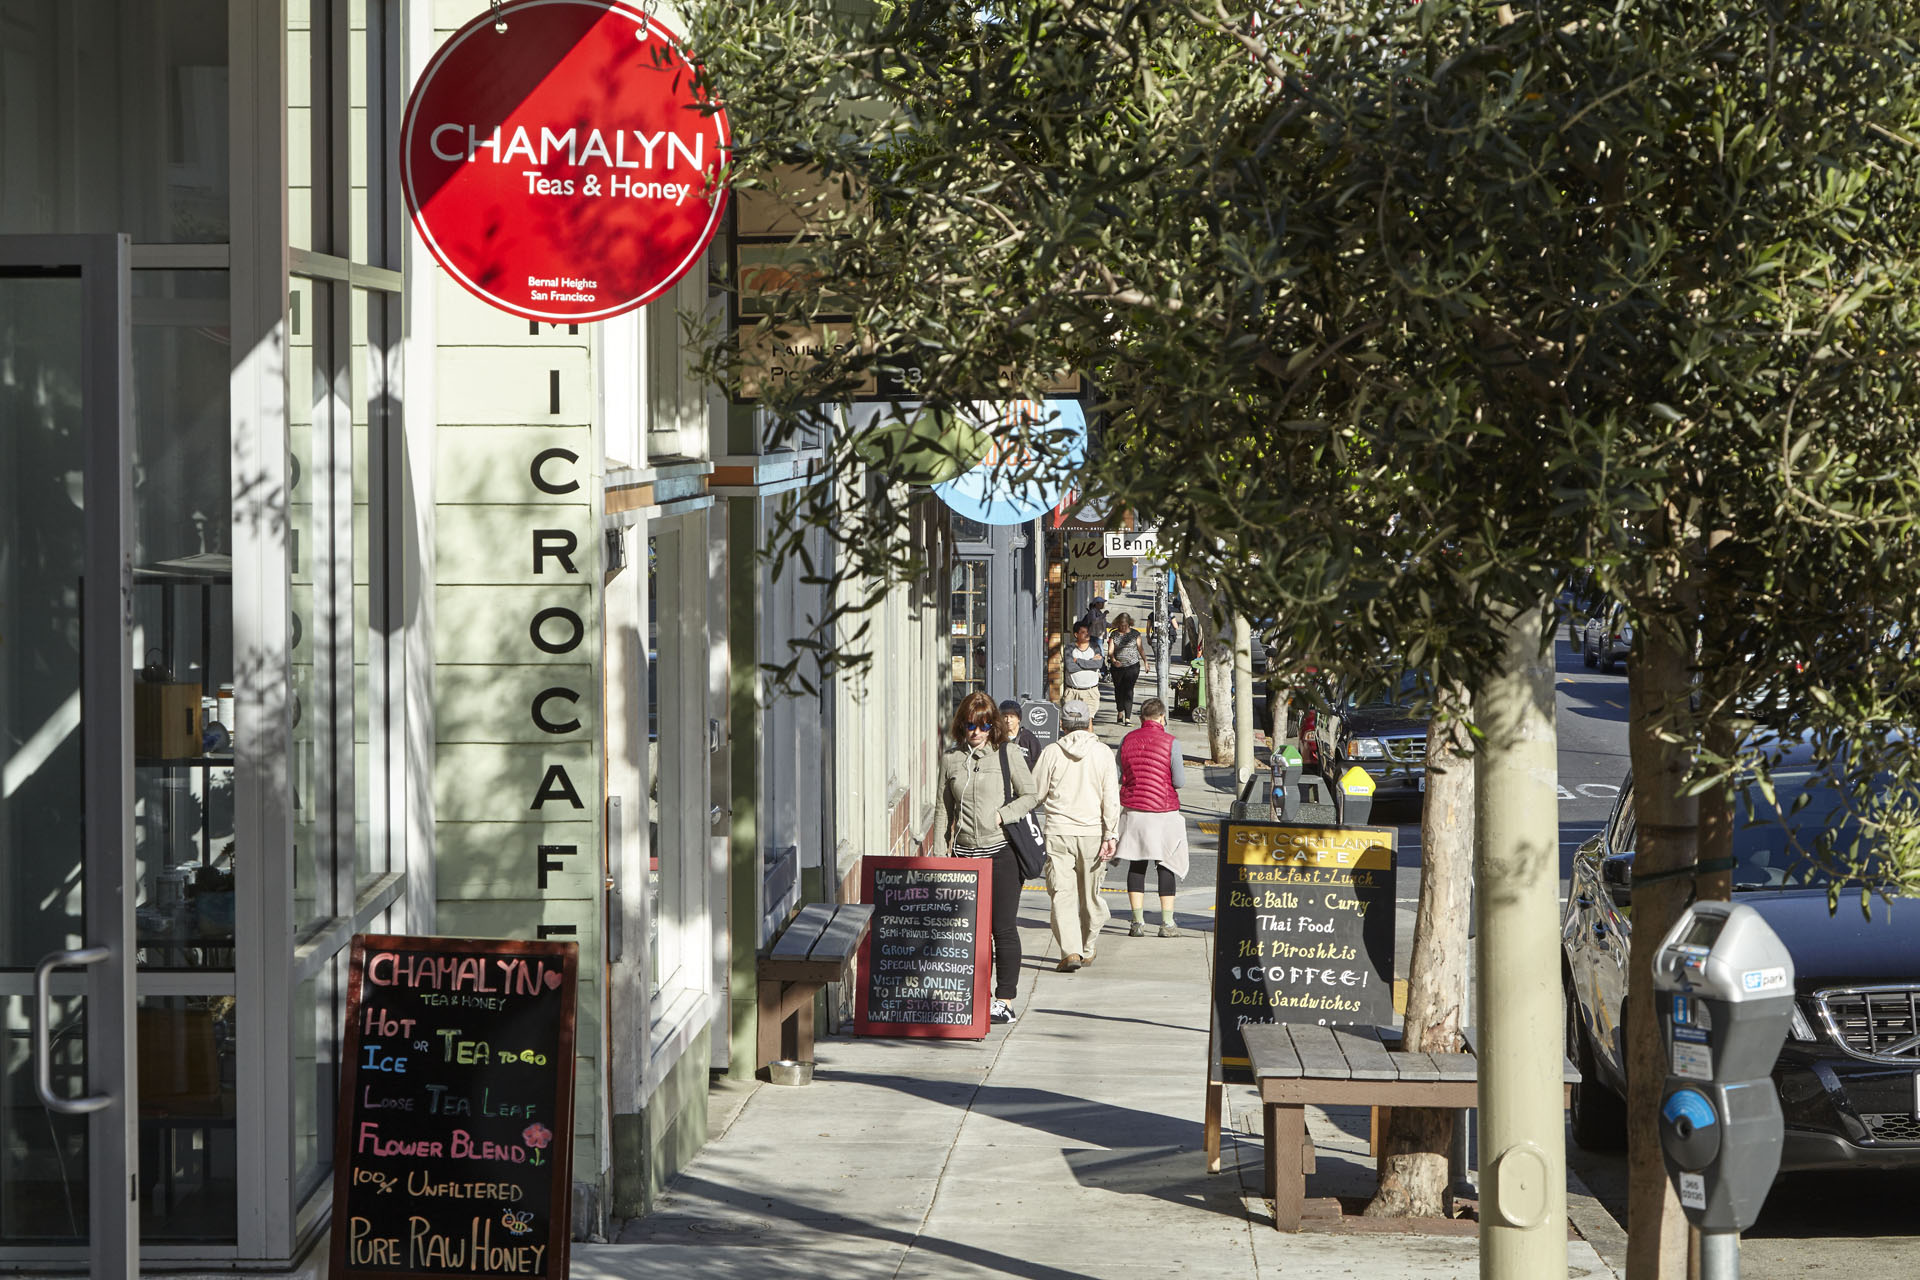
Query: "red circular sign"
401 0 730 322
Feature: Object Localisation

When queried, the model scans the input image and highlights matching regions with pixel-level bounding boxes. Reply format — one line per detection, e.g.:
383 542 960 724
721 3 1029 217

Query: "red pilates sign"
401 0 730 323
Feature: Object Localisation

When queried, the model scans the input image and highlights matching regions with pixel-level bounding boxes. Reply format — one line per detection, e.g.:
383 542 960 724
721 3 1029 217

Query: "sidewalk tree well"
690 0 1920 1265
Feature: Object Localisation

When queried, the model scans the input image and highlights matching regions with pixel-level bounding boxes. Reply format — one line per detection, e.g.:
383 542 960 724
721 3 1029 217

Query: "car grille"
1381 735 1424 764
1858 1113 1920 1143
1864 1114 1920 1143
1815 986 1920 1062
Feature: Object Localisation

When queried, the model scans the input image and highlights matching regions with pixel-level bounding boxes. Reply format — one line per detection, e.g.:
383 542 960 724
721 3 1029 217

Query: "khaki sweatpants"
1061 684 1101 720
1044 829 1111 959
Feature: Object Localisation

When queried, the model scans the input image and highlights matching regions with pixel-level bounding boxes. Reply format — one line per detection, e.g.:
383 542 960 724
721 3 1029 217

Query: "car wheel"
1582 634 1598 669
1566 979 1627 1151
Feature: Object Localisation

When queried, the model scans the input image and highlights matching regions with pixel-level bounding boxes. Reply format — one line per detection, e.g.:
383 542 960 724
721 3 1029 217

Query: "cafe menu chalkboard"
329 935 578 1279
856 856 992 1039
1212 822 1395 1081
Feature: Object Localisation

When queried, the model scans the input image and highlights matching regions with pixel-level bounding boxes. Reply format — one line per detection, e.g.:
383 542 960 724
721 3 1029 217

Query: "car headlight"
1348 737 1386 759
1788 1002 1817 1042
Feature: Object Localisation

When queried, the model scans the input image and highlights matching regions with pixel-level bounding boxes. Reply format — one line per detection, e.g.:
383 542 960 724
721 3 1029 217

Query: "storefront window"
135 995 238 1242
289 0 316 250
949 559 989 706
349 0 394 267
0 0 229 241
130 271 236 972
646 533 674 999
351 288 391 879
289 277 327 928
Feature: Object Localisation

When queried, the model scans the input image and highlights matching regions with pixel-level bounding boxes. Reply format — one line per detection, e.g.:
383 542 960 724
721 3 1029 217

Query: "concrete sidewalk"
578 654 1616 1279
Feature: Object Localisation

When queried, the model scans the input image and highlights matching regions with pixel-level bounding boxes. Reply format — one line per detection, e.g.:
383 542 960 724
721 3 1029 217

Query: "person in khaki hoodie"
1030 701 1120 971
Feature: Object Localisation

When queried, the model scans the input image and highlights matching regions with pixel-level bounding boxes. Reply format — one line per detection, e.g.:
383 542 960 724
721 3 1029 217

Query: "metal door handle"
33 946 113 1115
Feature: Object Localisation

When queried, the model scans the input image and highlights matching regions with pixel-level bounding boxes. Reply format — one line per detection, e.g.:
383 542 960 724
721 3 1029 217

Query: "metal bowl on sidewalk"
767 1059 814 1086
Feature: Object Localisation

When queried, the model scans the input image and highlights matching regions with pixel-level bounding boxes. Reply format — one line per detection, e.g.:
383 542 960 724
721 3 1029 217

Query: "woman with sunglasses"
930 690 1039 1023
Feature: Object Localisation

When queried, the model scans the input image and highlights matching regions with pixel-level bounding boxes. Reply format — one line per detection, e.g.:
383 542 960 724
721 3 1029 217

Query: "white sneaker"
989 999 1017 1024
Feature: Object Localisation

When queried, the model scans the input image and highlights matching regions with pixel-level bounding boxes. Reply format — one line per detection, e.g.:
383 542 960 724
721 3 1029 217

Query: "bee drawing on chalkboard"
501 1209 534 1237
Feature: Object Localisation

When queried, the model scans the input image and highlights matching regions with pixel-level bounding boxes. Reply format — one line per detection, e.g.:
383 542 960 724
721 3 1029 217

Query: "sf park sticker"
401 0 730 322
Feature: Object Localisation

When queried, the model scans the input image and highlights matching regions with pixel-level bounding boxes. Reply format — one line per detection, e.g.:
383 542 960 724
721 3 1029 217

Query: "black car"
1563 752 1920 1170
1307 675 1428 806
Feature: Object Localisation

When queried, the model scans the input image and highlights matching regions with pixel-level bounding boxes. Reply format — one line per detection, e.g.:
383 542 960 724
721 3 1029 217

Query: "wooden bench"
755 903 874 1076
1242 1023 1578 1230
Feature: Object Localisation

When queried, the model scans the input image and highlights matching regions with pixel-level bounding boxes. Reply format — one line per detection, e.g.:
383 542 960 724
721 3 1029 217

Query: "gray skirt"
1114 808 1189 879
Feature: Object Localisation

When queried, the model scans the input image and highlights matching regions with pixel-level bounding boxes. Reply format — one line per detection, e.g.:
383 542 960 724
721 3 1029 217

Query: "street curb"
1566 1165 1628 1279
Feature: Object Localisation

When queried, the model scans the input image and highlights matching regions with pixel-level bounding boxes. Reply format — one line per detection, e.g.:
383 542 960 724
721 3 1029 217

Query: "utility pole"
1474 605 1567 1277
1154 569 1170 707
1233 614 1254 783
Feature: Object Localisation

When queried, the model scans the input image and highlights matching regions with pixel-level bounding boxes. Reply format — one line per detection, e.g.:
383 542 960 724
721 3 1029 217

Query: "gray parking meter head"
1651 901 1795 1233
1270 746 1303 821
1651 901 1796 1080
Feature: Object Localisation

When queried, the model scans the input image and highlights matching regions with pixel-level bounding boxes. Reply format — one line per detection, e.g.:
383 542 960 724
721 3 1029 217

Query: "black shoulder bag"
998 747 1048 881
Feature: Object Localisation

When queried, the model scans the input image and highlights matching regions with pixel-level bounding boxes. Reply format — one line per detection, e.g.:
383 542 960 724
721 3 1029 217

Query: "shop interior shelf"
137 754 236 769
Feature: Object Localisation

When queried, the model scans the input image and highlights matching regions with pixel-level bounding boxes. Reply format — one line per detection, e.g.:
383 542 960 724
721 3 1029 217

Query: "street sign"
400 0 730 323
1103 529 1158 557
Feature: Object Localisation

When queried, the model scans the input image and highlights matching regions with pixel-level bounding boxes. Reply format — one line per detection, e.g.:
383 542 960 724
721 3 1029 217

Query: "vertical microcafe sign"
361 4 729 1270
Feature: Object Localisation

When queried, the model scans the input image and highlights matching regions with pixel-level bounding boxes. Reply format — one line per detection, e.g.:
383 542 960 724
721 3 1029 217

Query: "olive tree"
688 0 1920 1268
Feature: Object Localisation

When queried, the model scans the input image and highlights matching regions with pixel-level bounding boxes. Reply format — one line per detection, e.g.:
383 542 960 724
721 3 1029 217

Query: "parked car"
1562 568 1605 654
1563 749 1920 1169
1581 600 1633 672
1308 674 1428 805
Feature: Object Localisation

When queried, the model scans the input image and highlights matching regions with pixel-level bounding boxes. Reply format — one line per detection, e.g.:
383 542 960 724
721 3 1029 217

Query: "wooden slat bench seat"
755 903 874 1075
1242 1023 1579 1230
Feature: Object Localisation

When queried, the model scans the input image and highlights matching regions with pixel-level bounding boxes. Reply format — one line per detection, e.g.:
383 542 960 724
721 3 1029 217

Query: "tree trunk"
1233 615 1255 781
1206 621 1236 764
1365 684 1473 1218
1472 605 1567 1277
1695 715 1734 904
1624 600 1698 1280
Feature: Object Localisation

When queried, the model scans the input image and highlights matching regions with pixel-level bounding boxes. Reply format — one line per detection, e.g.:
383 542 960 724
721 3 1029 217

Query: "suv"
1308 675 1428 807
1564 750 1920 1170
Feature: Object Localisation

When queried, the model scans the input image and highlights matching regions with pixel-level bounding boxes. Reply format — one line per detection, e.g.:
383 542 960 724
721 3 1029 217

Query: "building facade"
0 1 951 1272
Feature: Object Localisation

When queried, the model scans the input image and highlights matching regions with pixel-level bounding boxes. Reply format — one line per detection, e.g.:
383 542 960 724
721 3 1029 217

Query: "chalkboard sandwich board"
856 856 992 1039
329 934 578 1279
1211 821 1395 1081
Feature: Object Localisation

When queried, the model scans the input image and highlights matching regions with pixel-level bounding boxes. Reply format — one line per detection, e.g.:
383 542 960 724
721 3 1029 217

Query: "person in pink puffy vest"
1113 697 1189 937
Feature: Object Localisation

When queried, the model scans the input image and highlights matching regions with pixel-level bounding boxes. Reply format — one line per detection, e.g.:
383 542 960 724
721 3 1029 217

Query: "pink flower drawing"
523 1122 554 1164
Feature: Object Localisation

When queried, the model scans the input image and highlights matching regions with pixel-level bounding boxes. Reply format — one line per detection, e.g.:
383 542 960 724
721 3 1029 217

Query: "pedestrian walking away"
1106 613 1143 723
1029 700 1119 971
929 691 1038 1023
1115 697 1189 938
1000 699 1042 770
1061 622 1104 723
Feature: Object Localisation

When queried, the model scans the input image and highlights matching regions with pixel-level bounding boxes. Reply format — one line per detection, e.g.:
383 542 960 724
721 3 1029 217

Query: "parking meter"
1270 745 1303 821
1334 765 1375 826
1652 901 1795 1272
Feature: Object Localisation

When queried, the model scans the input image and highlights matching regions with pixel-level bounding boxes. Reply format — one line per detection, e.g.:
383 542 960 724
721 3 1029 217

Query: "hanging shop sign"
932 399 1087 526
401 0 730 323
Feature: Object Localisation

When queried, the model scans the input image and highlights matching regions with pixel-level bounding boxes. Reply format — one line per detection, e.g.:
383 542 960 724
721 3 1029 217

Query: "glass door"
0 235 139 1278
